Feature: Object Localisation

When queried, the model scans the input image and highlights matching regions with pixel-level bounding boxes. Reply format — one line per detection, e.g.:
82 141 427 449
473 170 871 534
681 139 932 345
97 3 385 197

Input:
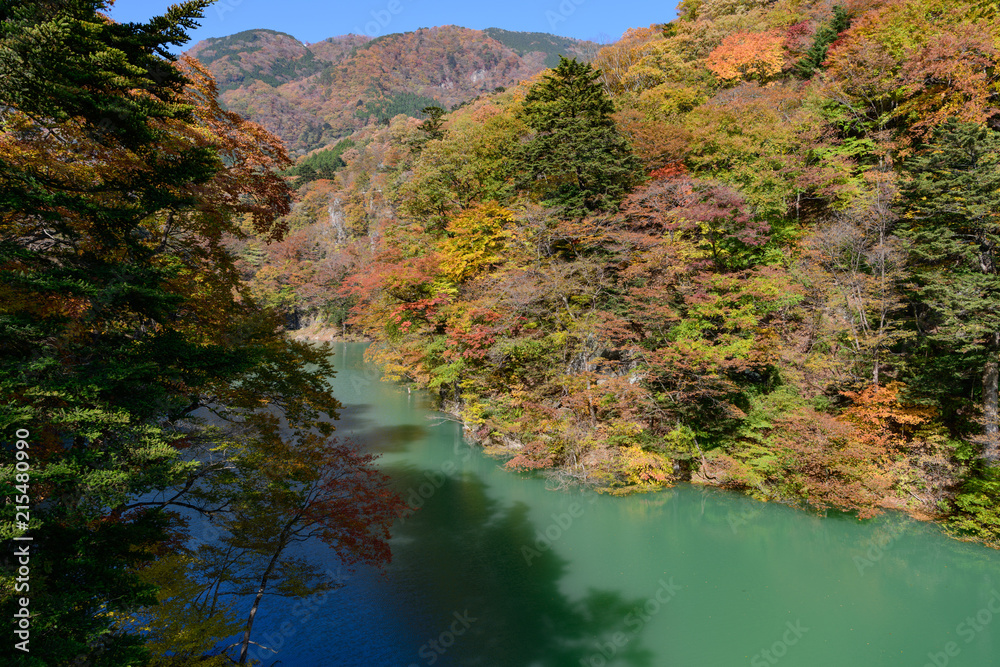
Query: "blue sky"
108 0 677 47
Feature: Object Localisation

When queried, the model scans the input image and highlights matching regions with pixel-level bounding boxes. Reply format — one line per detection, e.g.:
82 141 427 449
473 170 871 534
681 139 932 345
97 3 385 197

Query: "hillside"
186 26 598 154
238 0 1000 543
482 27 598 67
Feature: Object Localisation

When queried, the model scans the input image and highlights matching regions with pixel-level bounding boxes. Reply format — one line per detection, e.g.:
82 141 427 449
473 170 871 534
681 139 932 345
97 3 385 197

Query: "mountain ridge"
186 26 598 154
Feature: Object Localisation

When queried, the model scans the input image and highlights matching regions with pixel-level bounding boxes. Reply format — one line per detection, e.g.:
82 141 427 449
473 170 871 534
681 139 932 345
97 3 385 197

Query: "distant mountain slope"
482 27 597 67
186 30 368 95
186 26 597 154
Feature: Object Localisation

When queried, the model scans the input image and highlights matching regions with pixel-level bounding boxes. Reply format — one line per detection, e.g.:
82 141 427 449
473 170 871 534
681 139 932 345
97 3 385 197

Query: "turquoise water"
244 342 1000 666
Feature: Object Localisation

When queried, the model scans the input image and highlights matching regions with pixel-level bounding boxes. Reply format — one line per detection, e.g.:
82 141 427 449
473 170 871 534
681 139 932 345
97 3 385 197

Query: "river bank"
290 332 962 548
243 342 1000 666
289 322 369 344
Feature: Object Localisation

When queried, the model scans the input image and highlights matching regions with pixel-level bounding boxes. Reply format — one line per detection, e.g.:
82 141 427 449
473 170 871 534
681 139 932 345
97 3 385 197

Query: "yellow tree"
438 202 517 284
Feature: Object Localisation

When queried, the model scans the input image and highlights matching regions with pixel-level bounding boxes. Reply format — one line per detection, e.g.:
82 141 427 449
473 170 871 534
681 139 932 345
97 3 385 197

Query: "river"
243 342 1000 666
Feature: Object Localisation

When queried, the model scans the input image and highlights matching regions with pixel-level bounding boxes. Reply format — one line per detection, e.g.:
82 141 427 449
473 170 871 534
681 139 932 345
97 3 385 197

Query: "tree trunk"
237 545 282 665
984 345 1000 463
237 513 299 664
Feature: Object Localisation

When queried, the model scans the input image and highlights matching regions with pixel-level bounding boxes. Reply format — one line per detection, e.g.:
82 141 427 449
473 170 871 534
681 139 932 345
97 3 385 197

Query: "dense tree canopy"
900 120 1000 460
232 0 1000 548
0 2 400 665
7 0 1000 662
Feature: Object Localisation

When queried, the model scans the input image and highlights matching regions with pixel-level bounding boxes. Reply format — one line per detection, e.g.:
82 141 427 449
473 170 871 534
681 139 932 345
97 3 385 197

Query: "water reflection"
383 467 654 667
238 343 1000 667
366 424 430 453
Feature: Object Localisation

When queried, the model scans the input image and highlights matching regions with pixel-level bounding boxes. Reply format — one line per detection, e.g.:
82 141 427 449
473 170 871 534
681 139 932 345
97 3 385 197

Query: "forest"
2 0 1000 664
240 0 1000 541
0 1 402 665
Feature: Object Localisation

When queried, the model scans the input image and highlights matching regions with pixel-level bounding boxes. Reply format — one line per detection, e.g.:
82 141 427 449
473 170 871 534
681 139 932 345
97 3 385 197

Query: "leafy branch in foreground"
0 2 401 665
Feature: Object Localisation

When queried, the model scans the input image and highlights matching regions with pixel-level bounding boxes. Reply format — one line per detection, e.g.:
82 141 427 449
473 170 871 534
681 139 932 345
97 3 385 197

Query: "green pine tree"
900 119 1000 462
518 56 642 218
795 6 850 78
417 105 447 141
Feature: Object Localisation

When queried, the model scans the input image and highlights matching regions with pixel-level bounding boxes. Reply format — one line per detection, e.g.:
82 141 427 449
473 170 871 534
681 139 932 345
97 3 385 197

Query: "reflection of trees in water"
363 423 430 453
385 468 655 667
327 398 431 454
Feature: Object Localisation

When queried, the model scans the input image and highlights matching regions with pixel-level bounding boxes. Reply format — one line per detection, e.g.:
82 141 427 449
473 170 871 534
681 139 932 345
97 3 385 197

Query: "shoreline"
298 335 981 547
288 323 371 344
435 392 949 528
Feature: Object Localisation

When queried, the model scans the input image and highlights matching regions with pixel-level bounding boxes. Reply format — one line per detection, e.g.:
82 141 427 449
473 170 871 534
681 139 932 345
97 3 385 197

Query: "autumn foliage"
0 3 402 665
706 30 786 83
229 0 1000 547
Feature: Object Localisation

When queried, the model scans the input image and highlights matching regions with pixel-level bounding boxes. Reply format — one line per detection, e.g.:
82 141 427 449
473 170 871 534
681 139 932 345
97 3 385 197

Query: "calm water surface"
244 342 1000 666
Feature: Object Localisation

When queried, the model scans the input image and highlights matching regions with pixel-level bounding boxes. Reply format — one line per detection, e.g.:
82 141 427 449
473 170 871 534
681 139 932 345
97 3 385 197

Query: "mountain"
186 29 366 92
186 26 598 155
482 27 598 67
